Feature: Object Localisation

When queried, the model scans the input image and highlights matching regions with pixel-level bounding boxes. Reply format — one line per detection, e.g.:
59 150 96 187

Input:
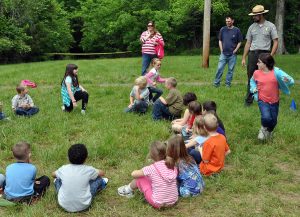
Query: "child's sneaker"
81 110 86 115
61 105 65 111
258 126 270 140
118 185 134 198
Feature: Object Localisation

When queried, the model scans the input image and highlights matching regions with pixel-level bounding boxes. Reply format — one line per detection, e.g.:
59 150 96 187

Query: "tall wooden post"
202 0 211 68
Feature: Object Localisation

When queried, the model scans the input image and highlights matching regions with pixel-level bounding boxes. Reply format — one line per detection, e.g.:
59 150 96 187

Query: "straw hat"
248 5 269 16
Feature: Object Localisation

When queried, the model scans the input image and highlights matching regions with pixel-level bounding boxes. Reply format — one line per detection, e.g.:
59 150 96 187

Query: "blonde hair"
166 77 177 87
135 76 147 88
151 58 161 67
12 141 31 161
193 116 208 136
203 112 219 132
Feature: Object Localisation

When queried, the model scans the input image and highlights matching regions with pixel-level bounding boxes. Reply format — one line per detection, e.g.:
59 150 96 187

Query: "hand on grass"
72 101 77 107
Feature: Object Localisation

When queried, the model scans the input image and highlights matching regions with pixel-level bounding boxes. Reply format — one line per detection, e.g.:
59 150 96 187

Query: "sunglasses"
147 24 153 27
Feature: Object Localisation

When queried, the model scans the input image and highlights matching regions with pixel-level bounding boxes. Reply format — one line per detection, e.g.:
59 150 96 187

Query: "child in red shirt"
199 113 230 176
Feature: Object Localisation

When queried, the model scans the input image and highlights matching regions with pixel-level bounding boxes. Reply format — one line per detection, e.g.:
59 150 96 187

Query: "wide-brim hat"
248 5 269 16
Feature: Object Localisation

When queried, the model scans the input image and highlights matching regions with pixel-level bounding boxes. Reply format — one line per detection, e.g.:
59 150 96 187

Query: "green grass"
0 55 300 216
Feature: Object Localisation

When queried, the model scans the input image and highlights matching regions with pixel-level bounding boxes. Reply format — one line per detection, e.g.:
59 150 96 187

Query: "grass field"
0 55 299 217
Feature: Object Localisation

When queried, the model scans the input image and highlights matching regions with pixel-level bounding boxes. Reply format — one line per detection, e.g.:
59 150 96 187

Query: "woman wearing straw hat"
241 5 278 106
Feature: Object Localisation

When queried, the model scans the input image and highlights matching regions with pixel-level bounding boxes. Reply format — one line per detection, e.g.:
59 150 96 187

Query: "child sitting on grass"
171 92 197 133
168 135 205 197
52 144 108 213
125 76 150 114
185 116 209 164
199 113 230 176
181 101 202 143
145 58 167 103
4 141 50 204
11 84 39 117
152 77 184 120
118 141 178 209
203 101 225 133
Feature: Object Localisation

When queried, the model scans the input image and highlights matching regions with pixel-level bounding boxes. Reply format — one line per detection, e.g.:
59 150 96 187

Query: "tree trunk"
275 0 286 54
202 0 211 68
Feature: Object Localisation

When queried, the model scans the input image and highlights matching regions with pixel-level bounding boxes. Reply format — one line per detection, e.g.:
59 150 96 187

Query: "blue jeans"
187 148 202 165
181 126 192 144
258 100 279 132
0 174 5 188
152 99 177 121
0 112 6 120
15 107 39 116
54 177 106 197
141 53 157 75
148 87 163 102
214 53 237 86
124 100 148 114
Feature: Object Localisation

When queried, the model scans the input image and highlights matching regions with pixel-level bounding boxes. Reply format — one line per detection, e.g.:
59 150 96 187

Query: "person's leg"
152 99 172 120
135 176 160 208
258 101 273 129
245 51 258 105
15 108 27 116
188 148 202 165
141 54 151 75
149 87 163 102
64 102 73 112
34 175 50 197
27 107 39 116
54 178 62 193
225 54 237 86
0 174 5 188
268 102 279 132
214 53 228 86
74 90 89 111
89 177 107 197
134 100 148 114
0 112 5 120
148 87 153 101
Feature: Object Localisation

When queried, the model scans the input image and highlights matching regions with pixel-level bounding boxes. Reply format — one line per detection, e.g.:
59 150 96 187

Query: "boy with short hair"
125 76 150 114
11 84 39 116
199 113 230 176
52 144 108 213
4 141 50 203
152 77 184 120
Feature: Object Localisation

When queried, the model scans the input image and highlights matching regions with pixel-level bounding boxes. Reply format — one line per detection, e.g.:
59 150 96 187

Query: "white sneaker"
81 110 86 115
118 185 134 198
258 126 270 140
102 177 109 185
61 106 65 111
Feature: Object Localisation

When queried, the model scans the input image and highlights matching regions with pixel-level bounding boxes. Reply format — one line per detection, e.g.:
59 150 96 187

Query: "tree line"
0 0 299 62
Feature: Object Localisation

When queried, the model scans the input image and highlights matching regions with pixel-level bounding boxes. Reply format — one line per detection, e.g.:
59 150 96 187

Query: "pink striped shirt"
140 31 164 55
145 68 166 87
142 160 178 206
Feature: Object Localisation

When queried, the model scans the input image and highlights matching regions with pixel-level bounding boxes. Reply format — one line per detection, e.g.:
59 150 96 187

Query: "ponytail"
165 156 175 169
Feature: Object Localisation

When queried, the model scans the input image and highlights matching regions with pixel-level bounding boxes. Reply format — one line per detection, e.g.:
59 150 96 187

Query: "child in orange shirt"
199 113 230 176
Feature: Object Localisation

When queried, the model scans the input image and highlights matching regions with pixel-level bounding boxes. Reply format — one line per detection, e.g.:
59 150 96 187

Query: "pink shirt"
253 69 279 104
140 31 164 55
142 160 178 206
145 68 166 87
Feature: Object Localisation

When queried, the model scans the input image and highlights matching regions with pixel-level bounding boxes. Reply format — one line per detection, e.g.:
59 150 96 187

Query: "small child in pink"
144 58 167 103
117 141 178 208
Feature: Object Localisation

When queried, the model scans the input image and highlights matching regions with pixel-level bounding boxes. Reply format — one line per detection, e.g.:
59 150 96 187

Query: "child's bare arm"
159 96 167 105
66 83 77 106
131 169 144 179
225 149 231 156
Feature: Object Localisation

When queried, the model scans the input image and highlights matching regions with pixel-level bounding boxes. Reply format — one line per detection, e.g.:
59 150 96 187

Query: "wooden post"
202 0 211 68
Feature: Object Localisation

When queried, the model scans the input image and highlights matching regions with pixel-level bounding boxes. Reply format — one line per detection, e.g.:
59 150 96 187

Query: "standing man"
214 15 243 87
242 5 278 106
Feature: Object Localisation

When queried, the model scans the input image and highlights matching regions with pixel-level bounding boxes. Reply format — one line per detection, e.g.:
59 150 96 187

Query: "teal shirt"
61 76 81 106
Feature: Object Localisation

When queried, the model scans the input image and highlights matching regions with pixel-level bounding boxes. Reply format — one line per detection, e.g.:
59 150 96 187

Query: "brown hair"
166 77 177 88
258 53 275 70
148 141 166 162
193 116 208 136
12 141 31 161
188 101 202 115
203 112 219 132
16 84 26 94
151 58 161 67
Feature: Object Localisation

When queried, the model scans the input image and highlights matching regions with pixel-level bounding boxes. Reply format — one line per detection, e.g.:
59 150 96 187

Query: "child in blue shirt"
4 141 50 204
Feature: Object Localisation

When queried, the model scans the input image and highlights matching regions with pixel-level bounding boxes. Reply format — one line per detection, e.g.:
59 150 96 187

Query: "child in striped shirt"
118 141 178 208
